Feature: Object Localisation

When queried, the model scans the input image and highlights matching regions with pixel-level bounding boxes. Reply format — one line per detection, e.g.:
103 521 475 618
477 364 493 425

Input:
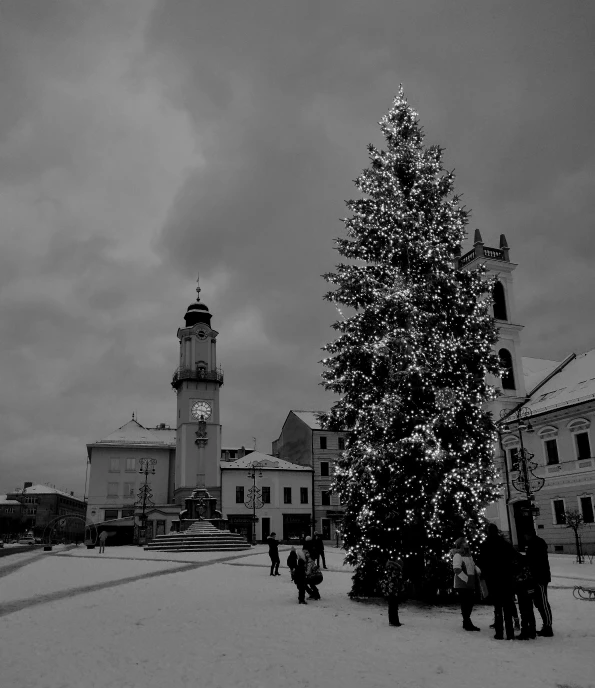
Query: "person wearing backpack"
304 550 322 599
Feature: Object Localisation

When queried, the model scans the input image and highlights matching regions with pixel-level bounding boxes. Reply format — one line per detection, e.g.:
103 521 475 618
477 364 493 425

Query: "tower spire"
196 272 201 302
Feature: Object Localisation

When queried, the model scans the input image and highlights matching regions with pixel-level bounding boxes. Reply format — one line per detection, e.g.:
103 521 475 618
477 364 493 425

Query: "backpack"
306 559 323 585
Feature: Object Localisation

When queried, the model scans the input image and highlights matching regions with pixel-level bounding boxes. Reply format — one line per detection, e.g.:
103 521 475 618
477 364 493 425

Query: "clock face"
196 330 208 340
191 400 212 420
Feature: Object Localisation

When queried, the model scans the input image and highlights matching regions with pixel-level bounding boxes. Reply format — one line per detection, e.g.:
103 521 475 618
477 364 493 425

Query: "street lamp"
244 461 265 546
499 406 544 518
136 458 157 545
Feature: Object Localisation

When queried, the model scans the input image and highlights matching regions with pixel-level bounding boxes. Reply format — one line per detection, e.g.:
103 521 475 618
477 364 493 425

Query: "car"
18 537 36 546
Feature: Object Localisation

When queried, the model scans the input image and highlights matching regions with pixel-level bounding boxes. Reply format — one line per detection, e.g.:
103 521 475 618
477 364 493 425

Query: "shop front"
282 513 311 542
227 514 256 542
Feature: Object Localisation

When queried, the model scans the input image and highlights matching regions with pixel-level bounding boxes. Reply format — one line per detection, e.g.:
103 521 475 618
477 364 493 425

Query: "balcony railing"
459 245 505 267
171 366 224 389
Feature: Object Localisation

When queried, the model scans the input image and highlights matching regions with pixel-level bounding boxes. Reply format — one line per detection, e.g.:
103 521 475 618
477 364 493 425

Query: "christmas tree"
319 88 502 598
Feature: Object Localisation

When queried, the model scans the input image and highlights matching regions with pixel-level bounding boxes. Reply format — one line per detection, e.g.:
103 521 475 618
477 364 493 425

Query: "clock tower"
172 275 224 507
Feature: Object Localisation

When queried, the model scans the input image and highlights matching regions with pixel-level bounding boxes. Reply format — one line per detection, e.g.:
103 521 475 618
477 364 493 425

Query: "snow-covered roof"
291 410 325 430
9 485 83 500
0 495 21 505
91 419 175 447
220 450 311 471
522 357 561 394
525 349 595 416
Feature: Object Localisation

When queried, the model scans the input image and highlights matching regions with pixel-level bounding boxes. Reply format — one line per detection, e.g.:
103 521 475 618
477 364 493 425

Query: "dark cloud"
1 0 594 493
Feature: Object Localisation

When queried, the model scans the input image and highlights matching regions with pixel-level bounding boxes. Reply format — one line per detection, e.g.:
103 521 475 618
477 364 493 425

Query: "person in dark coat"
479 523 517 640
267 532 280 576
303 535 315 557
381 559 404 627
511 552 536 640
287 547 298 581
313 532 327 569
525 529 553 636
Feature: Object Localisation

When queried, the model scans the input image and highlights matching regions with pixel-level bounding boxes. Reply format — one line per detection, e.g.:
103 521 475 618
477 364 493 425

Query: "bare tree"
564 509 585 564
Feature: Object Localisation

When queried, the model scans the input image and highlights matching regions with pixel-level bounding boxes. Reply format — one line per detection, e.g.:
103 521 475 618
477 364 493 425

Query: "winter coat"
303 539 315 557
313 537 325 555
380 560 404 598
525 535 551 584
294 557 307 585
287 549 298 570
267 536 279 557
512 553 536 594
478 533 516 591
452 549 480 590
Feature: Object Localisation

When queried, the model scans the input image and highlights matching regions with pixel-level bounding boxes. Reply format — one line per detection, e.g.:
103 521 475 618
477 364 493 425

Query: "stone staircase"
144 520 252 552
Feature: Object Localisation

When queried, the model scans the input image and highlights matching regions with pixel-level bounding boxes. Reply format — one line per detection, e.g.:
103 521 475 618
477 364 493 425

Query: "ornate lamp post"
499 406 544 519
244 461 265 546
136 458 157 545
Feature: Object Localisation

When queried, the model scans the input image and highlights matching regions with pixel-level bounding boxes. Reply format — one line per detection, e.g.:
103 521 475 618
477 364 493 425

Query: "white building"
221 451 312 542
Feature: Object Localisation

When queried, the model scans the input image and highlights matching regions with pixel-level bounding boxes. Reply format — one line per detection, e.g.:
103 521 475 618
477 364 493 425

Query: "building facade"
272 410 345 542
221 451 312 542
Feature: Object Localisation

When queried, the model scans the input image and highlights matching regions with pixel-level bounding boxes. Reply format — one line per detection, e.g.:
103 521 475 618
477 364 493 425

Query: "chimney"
239 446 246 459
70 491 74 497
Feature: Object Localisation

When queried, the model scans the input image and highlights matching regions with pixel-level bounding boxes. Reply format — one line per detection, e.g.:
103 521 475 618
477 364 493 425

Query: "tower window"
499 349 515 390
493 282 508 321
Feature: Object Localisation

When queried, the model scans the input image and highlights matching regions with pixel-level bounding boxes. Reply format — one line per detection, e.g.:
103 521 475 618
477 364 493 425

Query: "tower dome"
184 273 212 327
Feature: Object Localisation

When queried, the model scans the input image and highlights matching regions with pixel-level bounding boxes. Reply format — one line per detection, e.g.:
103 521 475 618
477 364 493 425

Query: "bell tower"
172 274 224 507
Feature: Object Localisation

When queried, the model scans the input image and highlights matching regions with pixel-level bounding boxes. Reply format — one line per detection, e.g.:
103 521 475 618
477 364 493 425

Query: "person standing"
381 559 404 627
287 546 298 581
452 537 480 631
313 533 328 569
525 529 553 637
267 532 281 576
98 530 108 553
479 523 517 640
512 552 536 640
294 550 308 604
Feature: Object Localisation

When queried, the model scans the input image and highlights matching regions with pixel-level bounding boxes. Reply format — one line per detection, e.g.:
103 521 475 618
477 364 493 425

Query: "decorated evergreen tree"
319 88 502 598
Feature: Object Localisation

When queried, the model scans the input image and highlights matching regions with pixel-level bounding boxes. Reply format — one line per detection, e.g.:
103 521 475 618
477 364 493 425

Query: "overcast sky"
1 0 594 496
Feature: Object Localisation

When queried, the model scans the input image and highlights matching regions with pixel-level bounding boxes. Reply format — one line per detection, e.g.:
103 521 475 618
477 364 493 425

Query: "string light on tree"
318 87 502 597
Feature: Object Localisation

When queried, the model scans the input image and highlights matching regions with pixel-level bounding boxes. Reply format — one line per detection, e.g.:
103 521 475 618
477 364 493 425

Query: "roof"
522 357 561 394
0 495 22 505
525 349 595 416
8 484 84 500
91 419 176 447
220 450 311 471
290 410 325 430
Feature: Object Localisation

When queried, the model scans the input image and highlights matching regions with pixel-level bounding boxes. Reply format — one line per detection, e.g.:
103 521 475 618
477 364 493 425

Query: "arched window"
499 348 515 390
493 282 507 321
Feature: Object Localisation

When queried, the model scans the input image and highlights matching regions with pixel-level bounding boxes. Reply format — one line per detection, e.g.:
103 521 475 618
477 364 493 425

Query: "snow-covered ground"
0 547 593 688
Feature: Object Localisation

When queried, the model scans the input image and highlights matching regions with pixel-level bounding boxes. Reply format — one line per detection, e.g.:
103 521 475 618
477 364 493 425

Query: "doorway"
513 500 534 551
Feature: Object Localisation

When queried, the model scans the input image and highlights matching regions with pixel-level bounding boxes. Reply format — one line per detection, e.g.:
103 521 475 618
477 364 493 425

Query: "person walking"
452 537 481 631
98 530 108 553
287 546 298 581
313 532 328 569
381 558 404 627
267 532 281 576
479 523 517 640
525 529 553 637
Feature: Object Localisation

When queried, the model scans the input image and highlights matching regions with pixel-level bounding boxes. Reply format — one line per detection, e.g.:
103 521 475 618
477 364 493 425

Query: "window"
284 487 292 504
125 458 136 472
229 451 236 458
123 483 135 497
320 436 327 450
338 437 345 451
545 439 559 465
121 509 135 518
552 499 566 524
580 496 594 524
498 349 515 390
104 509 119 520
109 458 120 473
300 487 308 504
508 447 520 471
320 461 330 477
262 486 271 504
321 490 331 506
493 282 507 320
107 482 119 497
235 486 244 504
576 432 591 460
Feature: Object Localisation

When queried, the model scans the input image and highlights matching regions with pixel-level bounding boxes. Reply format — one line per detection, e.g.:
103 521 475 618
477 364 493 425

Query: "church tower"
459 230 527 414
172 275 224 507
